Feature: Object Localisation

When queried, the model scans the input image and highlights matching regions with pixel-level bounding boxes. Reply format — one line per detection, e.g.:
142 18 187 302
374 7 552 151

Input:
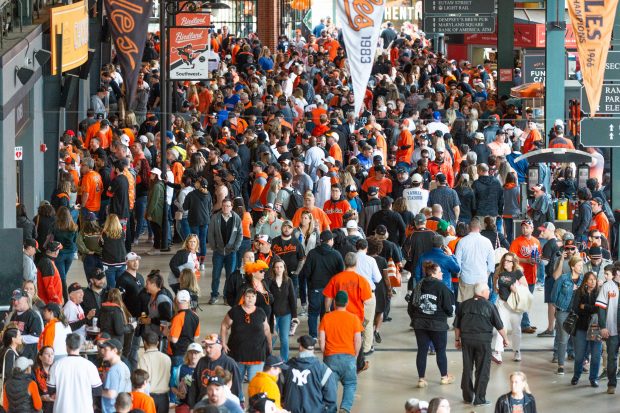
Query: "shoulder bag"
506 283 533 313
587 314 602 341
494 233 508 265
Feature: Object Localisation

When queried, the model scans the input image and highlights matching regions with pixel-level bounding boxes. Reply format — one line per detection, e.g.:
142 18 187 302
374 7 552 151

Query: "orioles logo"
343 0 384 31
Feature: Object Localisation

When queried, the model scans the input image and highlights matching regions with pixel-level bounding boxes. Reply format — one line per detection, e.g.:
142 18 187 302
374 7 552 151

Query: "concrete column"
0 118 16 228
256 0 280 50
544 0 566 144
497 0 514 98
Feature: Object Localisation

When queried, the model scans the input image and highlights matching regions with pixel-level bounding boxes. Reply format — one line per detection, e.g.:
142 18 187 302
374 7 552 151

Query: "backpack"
284 188 304 219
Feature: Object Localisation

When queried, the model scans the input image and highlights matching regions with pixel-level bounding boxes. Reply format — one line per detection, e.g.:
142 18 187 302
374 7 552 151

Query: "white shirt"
305 146 325 182
596 280 619 336
48 354 102 413
355 251 382 291
402 187 429 215
50 321 72 357
454 232 495 285
315 176 332 209
63 300 86 337
426 121 450 136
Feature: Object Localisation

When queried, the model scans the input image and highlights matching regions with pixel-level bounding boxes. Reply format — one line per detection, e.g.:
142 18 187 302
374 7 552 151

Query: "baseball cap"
120 134 130 146
367 186 379 196
345 185 358 195
256 234 272 244
24 239 39 251
203 333 222 345
282 220 293 228
318 164 329 174
208 376 226 386
126 252 141 262
98 338 123 350
335 290 348 306
264 355 289 369
87 268 106 280
414 213 427 226
176 290 191 303
411 173 423 183
320 230 334 243
436 173 447 184
538 222 556 232
264 203 274 211
298 335 317 350
375 225 388 236
564 239 577 249
432 111 441 120
67 282 82 295
14 357 33 372
437 220 450 232
325 156 336 165
249 393 276 412
588 246 603 257
12 289 27 301
346 220 357 229
187 342 203 353
45 241 63 252
139 135 148 144
521 219 533 227
562 232 575 241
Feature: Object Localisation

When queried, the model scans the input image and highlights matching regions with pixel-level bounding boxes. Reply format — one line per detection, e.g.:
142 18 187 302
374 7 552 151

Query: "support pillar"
544 0 566 144
497 0 514 98
257 0 280 51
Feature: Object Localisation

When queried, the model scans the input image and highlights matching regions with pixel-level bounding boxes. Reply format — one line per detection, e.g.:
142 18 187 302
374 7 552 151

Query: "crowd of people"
5 13 618 413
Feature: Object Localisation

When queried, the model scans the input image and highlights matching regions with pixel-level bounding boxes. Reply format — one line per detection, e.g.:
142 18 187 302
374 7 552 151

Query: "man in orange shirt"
323 185 352 230
396 121 414 167
361 165 392 198
326 132 343 164
129 369 156 413
323 253 372 322
319 291 363 413
291 191 331 232
79 157 103 215
590 197 610 241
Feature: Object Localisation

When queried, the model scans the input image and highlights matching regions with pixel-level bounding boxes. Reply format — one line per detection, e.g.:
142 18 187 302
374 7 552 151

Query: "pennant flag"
337 0 385 117
104 0 154 107
567 0 619 116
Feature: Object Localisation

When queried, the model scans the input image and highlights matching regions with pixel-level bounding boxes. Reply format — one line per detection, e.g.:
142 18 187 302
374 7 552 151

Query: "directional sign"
605 50 620 81
423 15 495 34
423 0 495 14
580 117 620 147
582 83 620 115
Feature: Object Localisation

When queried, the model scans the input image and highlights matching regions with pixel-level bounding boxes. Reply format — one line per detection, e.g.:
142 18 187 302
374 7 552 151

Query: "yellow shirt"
248 371 281 408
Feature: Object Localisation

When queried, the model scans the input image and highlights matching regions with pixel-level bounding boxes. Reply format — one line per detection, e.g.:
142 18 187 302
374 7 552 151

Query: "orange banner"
50 1 89 75
567 0 619 116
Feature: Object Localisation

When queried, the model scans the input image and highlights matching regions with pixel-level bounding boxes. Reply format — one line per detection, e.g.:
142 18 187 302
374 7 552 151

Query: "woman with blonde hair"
492 252 528 363
179 268 201 311
494 371 537 412
100 213 126 288
77 212 103 276
22 280 45 313
169 234 201 293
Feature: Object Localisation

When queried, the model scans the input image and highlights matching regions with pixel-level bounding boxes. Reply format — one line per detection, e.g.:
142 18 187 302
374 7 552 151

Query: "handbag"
387 258 401 287
494 233 508 265
506 284 533 313
587 314 602 341
562 312 578 336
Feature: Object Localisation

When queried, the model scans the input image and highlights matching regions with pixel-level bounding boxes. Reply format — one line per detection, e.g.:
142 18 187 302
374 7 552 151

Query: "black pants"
150 221 162 249
151 392 169 413
461 339 492 404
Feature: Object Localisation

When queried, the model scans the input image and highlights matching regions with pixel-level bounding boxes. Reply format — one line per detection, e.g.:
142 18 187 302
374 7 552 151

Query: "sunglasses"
259 270 266 273
592 236 602 239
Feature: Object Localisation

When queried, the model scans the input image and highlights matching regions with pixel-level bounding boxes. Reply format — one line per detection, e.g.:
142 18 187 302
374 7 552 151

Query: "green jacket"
146 181 165 226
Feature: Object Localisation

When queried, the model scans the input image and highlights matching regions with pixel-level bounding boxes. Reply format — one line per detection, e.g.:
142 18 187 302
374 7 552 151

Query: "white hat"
346 220 357 229
326 132 339 142
15 357 33 371
187 342 203 353
325 156 336 165
139 135 148 144
120 134 130 146
125 252 141 262
502 123 514 131
177 290 191 303
318 164 329 173
150 167 162 179
411 173 423 183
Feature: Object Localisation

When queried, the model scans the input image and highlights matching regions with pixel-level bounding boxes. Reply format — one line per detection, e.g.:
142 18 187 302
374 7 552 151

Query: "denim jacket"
552 273 583 312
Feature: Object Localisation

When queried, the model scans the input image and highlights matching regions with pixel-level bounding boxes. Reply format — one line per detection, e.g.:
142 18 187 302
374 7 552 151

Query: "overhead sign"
14 147 23 161
581 83 620 115
423 15 495 34
423 0 494 14
169 28 212 80
175 10 210 26
580 117 620 147
523 51 545 84
604 50 620 81
50 1 89 75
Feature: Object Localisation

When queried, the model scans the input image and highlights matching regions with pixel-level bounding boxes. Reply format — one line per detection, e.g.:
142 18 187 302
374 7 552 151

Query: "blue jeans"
189 224 208 261
308 288 324 338
504 217 514 243
134 196 148 239
325 354 357 412
520 284 536 328
414 329 448 377
211 250 237 298
606 335 620 387
573 329 602 381
177 218 191 241
237 361 263 383
55 250 75 283
555 310 571 366
495 217 503 235
488 273 498 304
104 265 126 289
273 314 292 361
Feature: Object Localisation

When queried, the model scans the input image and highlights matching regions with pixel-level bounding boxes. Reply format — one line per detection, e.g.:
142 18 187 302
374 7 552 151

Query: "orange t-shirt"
323 199 352 230
509 236 541 285
241 211 253 238
362 176 392 197
80 170 103 212
396 129 414 164
329 143 343 164
323 271 372 322
590 212 610 241
292 207 331 231
319 310 363 356
131 391 156 413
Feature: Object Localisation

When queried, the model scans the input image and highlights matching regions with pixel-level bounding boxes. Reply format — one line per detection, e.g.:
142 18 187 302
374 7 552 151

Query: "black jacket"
82 287 110 315
473 143 490 165
183 189 213 227
5 371 38 413
282 355 338 413
473 175 503 217
169 249 193 279
367 209 406 245
411 277 455 331
572 200 592 237
299 243 345 290
481 229 510 250
98 302 133 348
17 216 36 242
455 186 476 222
404 228 435 285
494 392 537 413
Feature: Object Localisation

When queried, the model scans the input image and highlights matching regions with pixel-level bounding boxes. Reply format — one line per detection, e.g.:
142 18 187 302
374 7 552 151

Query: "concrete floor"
65 242 620 412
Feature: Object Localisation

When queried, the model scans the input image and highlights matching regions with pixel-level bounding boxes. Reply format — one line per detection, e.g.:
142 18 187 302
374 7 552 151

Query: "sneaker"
492 352 503 365
557 367 565 375
440 374 455 385
208 297 219 305
513 351 521 362
599 369 608 380
299 305 308 317
160 247 171 252
591 380 599 388
363 347 375 356
536 284 544 291
473 400 491 406
383 316 393 322
200 264 205 271
537 329 555 337
571 377 579 385
607 386 616 394
417 378 428 388
522 326 537 334
374 331 382 344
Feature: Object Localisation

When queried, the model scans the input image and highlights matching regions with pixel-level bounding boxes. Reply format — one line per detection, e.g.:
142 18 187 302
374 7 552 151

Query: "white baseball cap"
177 290 191 303
125 252 141 262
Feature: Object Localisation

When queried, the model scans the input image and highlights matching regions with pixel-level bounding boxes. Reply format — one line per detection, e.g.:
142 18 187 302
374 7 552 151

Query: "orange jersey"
362 176 392 197
323 270 372 322
509 236 541 285
323 199 351 229
80 170 103 212
396 129 414 164
329 143 343 164
292 207 331 231
590 212 610 241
